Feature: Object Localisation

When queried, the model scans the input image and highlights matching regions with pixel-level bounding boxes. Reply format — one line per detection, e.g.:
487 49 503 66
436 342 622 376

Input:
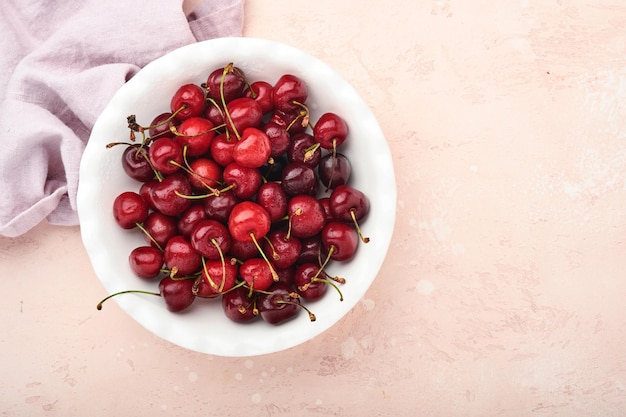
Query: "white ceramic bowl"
77 37 396 357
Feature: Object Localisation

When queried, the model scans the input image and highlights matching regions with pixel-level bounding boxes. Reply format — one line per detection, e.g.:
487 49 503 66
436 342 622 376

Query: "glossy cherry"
141 211 177 250
257 284 315 325
164 235 202 277
281 162 319 196
128 246 164 279
318 152 351 190
150 173 192 216
263 229 301 269
173 116 215 157
321 221 359 262
224 97 263 138
158 276 196 312
190 219 232 260
222 286 258 323
232 127 272 168
286 195 326 239
222 162 262 200
148 137 183 175
245 80 274 114
113 191 149 229
206 65 246 104
255 181 287 222
240 257 275 292
227 201 271 243
171 83 205 121
272 74 308 113
313 112 349 151
121 145 154 182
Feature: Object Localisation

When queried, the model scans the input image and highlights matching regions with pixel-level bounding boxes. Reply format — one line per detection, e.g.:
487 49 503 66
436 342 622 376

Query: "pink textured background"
2 0 626 415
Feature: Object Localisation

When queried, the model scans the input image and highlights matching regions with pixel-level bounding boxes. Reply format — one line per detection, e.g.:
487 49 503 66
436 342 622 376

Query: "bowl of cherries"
77 37 396 357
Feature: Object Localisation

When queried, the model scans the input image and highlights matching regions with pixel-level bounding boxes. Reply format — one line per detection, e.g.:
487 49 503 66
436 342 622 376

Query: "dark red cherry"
262 122 290 158
257 284 306 325
148 112 175 139
128 246 164 279
281 162 319 196
171 83 205 121
139 179 158 211
294 263 328 300
288 132 321 168
177 204 207 238
228 239 259 261
263 229 301 269
222 286 258 322
297 235 322 265
204 101 225 127
255 181 287 222
190 219 232 260
206 65 246 104
318 153 351 190
113 191 149 229
203 190 240 223
272 74 308 113
121 145 154 182
329 185 370 222
158 276 196 312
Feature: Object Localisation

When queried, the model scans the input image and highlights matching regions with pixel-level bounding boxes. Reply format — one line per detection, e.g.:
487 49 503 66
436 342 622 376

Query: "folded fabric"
0 0 244 237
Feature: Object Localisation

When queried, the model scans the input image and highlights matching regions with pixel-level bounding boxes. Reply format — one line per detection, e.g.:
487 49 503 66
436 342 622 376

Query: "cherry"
177 204 207 238
274 266 296 287
269 109 307 134
263 229 301 270
255 181 287 222
113 191 149 229
150 172 192 216
245 80 274 114
164 235 202 277
139 179 158 211
318 152 351 190
288 132 321 168
319 197 333 222
222 162 262 200
204 101 225 127
187 158 222 191
257 284 315 325
141 211 177 250
294 263 328 300
281 162 319 196
121 145 154 182
240 257 275 292
206 65 246 104
286 195 326 239
209 133 236 167
297 235 322 265
148 137 183 175
158 276 196 312
128 246 164 279
203 190 240 223
321 221 359 262
148 112 175 139
190 219 232 260
222 286 258 323
228 239 259 261
272 74 308 113
173 116 215 157
262 122 290 158
313 112 349 151
194 257 238 297
227 201 271 243
329 184 370 242
224 97 263 138
171 83 205 121
260 154 288 182
232 127 272 169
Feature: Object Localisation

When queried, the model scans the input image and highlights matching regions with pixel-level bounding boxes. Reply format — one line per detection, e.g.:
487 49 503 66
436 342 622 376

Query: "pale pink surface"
2 1 626 416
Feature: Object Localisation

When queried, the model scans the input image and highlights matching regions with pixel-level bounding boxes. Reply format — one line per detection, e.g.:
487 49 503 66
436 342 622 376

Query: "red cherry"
329 184 370 222
209 133 236 167
150 173 192 216
239 257 275 291
225 97 263 137
174 116 215 157
187 158 222 191
227 201 271 243
222 162 262 200
113 191 149 229
171 83 205 121
164 235 202 277
294 263 328 300
195 258 238 297
128 246 164 279
321 221 359 262
148 112 175 139
177 204 207 238
203 190 240 223
121 145 154 182
263 229 301 269
313 112 349 150
286 195 326 239
245 80 274 114
272 74 308 113
141 211 177 250
222 286 258 322
148 137 183 175
232 127 272 169
262 122 290 158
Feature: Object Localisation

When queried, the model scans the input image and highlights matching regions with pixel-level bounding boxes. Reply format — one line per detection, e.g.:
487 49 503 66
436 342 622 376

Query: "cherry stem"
220 63 241 141
96 289 160 310
288 101 311 131
135 222 164 252
276 299 316 322
350 209 370 243
212 238 227 293
249 233 279 281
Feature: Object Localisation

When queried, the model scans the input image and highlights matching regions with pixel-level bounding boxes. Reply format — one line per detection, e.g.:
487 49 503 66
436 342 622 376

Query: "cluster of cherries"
98 63 370 325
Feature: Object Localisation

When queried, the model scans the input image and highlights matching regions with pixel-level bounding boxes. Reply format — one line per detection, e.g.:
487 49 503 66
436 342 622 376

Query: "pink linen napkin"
0 0 244 237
